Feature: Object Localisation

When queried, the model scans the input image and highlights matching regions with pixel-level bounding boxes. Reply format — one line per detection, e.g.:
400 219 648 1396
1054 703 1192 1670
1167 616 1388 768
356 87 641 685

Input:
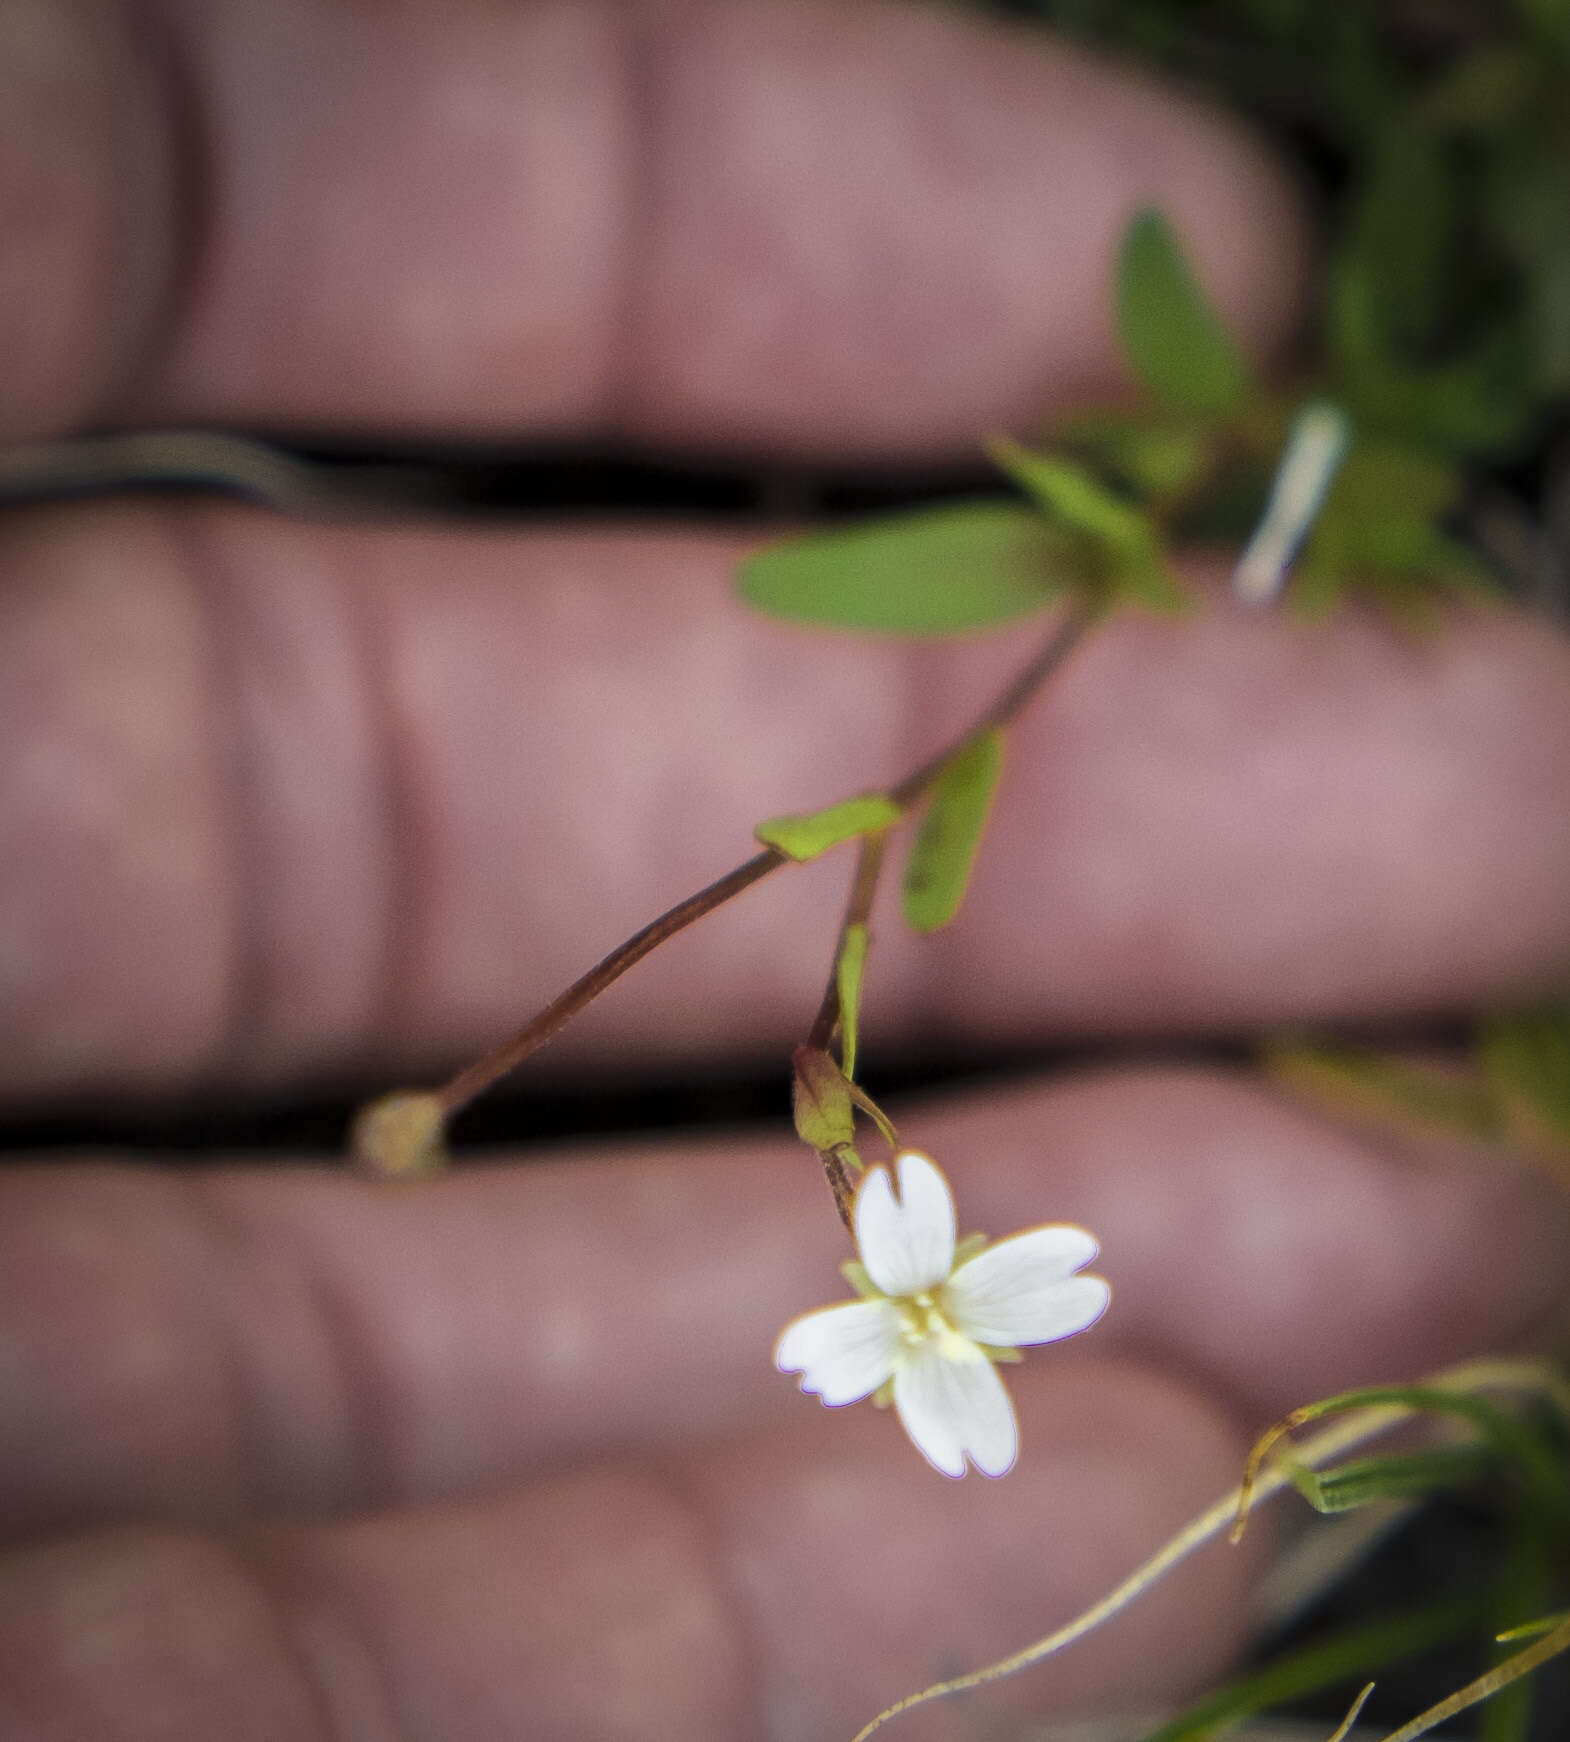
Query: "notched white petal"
892 1338 1018 1479
855 1149 956 1298
775 1299 903 1406
947 1225 1110 1347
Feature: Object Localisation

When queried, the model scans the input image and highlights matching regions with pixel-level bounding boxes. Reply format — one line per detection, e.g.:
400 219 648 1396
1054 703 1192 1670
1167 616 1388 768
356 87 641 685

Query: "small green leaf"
1290 440 1493 615
901 732 1004 934
988 437 1186 610
836 922 870 1080
1058 411 1213 504
989 437 1150 552
1116 208 1252 416
738 503 1071 636
755 793 900 862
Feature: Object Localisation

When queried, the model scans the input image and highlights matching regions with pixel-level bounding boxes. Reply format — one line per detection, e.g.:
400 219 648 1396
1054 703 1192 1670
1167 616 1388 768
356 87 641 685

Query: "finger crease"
167 503 264 1085
106 0 218 413
648 1455 768 1741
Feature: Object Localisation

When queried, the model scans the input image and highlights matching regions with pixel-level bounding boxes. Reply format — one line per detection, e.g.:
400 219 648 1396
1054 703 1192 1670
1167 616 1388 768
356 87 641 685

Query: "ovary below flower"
775 1149 1109 1478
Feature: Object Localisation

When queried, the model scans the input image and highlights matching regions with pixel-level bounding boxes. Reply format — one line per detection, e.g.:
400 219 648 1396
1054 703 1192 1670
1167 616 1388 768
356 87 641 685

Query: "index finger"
5 0 1303 449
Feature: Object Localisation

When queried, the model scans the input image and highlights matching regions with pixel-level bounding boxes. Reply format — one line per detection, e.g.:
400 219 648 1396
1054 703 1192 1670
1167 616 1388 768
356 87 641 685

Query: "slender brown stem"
425 597 1100 1124
436 847 786 1116
805 830 887 1054
888 598 1100 808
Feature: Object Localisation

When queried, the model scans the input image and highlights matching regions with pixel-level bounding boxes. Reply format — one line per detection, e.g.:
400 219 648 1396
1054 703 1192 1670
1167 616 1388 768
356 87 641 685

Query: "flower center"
897 1290 976 1361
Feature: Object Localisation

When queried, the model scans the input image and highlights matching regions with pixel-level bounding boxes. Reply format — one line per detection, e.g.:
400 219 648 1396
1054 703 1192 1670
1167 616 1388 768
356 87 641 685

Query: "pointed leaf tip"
755 794 900 862
1116 208 1251 417
738 502 1068 636
836 922 870 1080
901 732 1005 934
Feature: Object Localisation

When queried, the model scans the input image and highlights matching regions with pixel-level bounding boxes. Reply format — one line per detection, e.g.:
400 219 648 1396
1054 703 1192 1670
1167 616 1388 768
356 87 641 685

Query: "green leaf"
1255 1383 1570 1533
1478 999 1570 1167
738 503 1070 636
1116 208 1252 416
901 732 1004 934
1352 124 1455 354
1291 440 1493 615
1057 411 1213 504
988 437 1186 610
1263 1034 1503 1150
755 794 900 862
1328 256 1535 455
1139 1597 1485 1742
990 437 1152 551
836 922 869 1080
1286 1444 1498 1514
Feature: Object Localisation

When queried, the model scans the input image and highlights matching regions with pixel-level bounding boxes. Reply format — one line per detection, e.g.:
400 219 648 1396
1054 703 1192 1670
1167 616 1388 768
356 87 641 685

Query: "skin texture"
0 1 1567 1739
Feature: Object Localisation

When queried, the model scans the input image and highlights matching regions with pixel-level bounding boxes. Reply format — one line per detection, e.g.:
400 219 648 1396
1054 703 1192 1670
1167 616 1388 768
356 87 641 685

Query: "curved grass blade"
851 1360 1561 1742
1372 1613 1570 1742
1234 1382 1570 1544
1139 1596 1485 1742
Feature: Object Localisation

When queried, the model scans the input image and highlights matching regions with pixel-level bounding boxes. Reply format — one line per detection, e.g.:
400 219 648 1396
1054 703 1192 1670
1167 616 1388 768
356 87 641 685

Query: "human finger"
3 506 1568 1100
1 1066 1562 1538
3 0 1303 451
0 1359 1259 1742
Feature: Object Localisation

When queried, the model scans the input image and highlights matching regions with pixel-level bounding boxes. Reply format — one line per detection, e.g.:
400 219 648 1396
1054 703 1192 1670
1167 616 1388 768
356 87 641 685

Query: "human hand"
3 2 1569 1738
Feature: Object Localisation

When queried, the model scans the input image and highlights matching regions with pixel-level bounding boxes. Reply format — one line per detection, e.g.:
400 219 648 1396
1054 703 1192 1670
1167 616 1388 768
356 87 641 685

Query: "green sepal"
901 731 1005 934
978 1345 1023 1365
845 1078 901 1152
836 922 870 1081
738 502 1072 636
951 1232 989 1267
791 1044 856 1153
1116 208 1252 417
756 794 900 862
871 1378 895 1408
840 1260 884 1301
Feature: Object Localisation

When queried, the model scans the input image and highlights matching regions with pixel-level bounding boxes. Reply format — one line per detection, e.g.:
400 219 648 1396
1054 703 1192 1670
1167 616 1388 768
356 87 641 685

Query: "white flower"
775 1150 1109 1478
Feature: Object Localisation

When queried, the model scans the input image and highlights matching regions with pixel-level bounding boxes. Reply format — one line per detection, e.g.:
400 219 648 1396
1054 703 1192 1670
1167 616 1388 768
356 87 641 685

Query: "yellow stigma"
897 1291 979 1362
